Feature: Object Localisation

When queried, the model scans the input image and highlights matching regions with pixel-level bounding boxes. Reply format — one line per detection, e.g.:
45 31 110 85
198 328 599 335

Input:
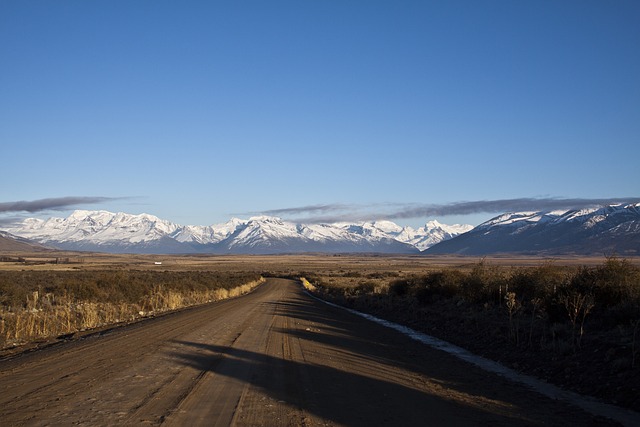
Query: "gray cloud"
0 215 28 227
384 197 640 219
0 197 125 213
288 212 375 224
253 203 392 223
265 197 640 224
260 203 355 216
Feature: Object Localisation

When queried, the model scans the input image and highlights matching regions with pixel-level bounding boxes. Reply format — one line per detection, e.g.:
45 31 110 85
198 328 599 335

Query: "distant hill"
0 231 49 252
425 203 640 256
1 210 471 254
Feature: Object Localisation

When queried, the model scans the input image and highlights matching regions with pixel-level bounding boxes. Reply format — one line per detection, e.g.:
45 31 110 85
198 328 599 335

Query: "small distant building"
154 261 163 265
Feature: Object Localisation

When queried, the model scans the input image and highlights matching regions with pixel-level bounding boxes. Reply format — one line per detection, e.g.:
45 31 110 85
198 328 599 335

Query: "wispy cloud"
260 203 356 216
249 203 384 223
257 197 640 223
0 215 29 227
383 197 640 219
0 196 126 214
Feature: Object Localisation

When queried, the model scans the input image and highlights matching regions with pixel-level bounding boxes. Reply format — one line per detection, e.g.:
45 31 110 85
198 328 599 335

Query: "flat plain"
2 251 633 273
1 252 639 426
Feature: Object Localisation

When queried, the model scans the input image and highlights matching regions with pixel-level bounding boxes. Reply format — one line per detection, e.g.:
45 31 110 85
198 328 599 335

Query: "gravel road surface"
0 278 615 426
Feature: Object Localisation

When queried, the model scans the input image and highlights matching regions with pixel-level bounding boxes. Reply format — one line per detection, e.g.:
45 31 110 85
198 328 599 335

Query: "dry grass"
0 270 264 349
300 277 316 292
304 258 640 332
3 251 638 410
3 251 634 273
1 251 639 351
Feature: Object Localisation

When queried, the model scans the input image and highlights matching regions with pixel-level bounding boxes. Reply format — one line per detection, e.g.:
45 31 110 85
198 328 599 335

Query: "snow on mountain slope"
334 219 473 251
7 210 180 244
172 217 249 245
426 203 640 255
214 217 419 254
408 220 474 251
1 210 471 254
225 217 303 250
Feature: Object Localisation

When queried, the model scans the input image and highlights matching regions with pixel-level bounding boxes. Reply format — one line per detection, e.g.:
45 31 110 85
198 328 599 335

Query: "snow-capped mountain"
8 210 187 253
1 210 470 254
332 220 473 251
425 203 640 255
401 220 474 251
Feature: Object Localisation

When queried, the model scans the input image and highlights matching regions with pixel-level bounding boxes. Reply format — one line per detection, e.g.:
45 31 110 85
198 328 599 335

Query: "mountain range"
425 202 640 256
2 203 638 255
0 210 472 254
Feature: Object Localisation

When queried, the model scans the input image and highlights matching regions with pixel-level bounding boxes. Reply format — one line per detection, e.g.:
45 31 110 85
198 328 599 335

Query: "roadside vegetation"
301 257 640 410
0 270 263 349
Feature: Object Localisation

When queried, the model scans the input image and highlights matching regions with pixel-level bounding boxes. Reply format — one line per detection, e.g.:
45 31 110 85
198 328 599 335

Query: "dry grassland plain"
1 251 639 414
2 250 629 272
2 251 619 348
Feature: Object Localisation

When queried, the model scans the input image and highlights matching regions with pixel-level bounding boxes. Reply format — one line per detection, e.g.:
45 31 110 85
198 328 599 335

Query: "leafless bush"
505 291 521 344
559 290 595 350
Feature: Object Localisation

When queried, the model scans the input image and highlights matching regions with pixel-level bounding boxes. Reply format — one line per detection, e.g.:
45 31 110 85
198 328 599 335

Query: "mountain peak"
68 209 113 219
0 209 472 254
248 215 284 223
427 203 640 255
425 219 443 228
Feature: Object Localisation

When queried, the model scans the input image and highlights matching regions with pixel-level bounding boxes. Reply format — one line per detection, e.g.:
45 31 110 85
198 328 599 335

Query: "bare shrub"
528 297 543 348
510 263 568 304
388 279 411 297
461 260 505 304
558 290 595 350
414 270 465 305
504 292 522 344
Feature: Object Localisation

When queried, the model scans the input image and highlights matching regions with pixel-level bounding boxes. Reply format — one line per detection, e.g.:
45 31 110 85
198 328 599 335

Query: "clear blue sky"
2 1 639 228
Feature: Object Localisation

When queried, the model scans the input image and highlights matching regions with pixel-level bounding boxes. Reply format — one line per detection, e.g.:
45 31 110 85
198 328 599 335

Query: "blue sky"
1 1 639 228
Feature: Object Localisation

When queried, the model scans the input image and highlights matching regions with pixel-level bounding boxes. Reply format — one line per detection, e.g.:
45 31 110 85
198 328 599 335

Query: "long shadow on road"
168 284 610 426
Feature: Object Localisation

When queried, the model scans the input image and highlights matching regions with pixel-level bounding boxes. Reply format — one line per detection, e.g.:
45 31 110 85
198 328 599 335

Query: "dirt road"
0 278 616 426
